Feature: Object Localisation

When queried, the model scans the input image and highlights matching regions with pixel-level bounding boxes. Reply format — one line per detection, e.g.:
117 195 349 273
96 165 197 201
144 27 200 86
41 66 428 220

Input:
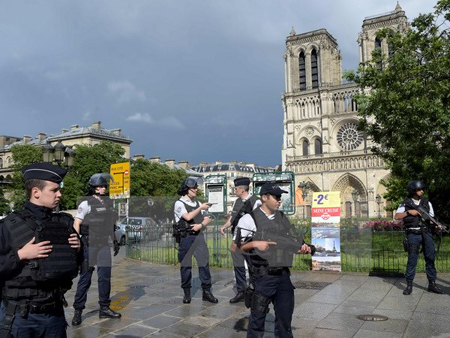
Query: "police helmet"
178 177 200 195
407 180 426 196
89 173 114 188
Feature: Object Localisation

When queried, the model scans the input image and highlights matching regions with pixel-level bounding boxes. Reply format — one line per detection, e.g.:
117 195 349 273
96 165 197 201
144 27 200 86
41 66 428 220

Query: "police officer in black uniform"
395 180 445 295
71 173 121 326
236 183 312 338
0 162 81 338
220 177 261 303
174 178 218 304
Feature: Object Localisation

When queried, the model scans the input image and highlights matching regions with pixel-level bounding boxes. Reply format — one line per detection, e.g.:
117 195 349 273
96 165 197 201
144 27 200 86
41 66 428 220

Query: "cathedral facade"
281 4 408 218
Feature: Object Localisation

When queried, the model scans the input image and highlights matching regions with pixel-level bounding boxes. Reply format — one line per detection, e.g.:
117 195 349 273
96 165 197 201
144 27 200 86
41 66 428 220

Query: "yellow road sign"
110 162 130 199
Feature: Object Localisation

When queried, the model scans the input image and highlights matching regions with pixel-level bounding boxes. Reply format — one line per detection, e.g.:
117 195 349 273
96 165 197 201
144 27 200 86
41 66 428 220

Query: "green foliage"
345 0 450 221
0 186 10 215
10 145 43 210
60 141 126 209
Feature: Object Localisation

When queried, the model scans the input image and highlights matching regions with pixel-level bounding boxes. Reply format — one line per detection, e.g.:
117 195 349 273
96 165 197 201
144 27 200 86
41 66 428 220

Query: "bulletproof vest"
178 200 204 232
2 210 78 300
249 208 294 268
403 197 430 228
231 195 260 233
80 196 116 241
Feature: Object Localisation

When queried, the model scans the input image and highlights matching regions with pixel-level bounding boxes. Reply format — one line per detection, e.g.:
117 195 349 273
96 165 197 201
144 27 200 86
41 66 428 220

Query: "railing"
125 219 450 273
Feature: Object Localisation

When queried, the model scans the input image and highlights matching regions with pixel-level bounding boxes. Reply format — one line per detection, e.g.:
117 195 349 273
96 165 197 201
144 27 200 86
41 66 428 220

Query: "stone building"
281 4 408 218
0 121 132 185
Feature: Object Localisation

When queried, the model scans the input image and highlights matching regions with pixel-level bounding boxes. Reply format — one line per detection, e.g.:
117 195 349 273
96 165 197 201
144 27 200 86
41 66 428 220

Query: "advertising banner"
311 191 341 271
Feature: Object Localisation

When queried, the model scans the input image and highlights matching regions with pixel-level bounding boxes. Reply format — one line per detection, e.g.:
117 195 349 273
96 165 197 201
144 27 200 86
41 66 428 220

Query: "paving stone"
68 325 114 338
111 323 157 337
316 312 364 334
333 299 377 315
301 328 355 338
293 301 337 320
346 289 387 303
371 308 413 321
163 321 208 337
141 314 183 329
183 314 222 327
353 329 403 338
121 304 178 320
404 312 450 338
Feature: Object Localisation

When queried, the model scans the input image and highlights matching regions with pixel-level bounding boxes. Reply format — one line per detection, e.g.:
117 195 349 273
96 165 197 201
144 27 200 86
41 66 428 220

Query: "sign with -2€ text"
311 191 341 223
109 162 130 199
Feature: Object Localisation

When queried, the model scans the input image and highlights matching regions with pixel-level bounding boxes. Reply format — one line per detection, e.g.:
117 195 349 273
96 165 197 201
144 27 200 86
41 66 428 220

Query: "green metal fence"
125 218 450 273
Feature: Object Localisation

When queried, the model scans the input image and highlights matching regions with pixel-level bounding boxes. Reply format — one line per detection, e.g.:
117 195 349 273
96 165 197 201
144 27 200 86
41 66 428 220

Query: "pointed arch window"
311 49 319 89
302 139 309 156
314 138 323 155
299 52 306 91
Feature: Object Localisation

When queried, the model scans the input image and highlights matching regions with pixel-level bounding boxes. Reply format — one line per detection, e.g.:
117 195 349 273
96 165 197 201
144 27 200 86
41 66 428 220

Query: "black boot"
428 280 445 294
183 289 191 304
229 291 245 304
203 290 218 303
99 306 122 319
72 310 82 326
403 280 413 295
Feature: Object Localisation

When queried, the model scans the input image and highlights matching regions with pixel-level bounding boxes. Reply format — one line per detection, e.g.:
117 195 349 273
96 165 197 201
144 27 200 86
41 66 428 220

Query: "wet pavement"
65 250 450 338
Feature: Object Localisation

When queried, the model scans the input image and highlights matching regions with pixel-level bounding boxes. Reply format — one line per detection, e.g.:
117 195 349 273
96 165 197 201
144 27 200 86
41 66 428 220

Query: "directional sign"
109 162 130 199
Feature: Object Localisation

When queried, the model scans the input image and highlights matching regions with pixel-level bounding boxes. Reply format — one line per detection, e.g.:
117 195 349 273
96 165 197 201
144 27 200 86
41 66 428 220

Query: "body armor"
248 208 294 268
230 195 259 234
403 197 430 229
175 200 204 237
80 196 116 244
2 210 78 301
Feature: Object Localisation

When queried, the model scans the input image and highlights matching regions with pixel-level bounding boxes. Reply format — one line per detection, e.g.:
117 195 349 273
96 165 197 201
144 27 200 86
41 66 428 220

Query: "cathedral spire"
395 1 402 13
290 26 296 36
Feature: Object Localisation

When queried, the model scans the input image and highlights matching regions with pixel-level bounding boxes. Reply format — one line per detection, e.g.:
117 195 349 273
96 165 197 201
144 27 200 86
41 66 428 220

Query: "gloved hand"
113 240 120 256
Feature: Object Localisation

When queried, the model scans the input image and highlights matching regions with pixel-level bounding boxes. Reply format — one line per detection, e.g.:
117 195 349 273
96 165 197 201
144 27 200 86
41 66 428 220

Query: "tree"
0 186 10 216
60 141 126 209
129 159 188 219
345 0 450 221
10 144 43 210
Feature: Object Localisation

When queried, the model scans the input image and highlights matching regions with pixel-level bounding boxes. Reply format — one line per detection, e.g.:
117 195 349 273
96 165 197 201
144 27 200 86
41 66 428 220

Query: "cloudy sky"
1 0 436 166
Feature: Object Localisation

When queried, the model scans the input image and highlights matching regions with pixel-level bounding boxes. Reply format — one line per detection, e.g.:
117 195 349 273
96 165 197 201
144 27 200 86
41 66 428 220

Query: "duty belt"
406 227 426 235
252 266 289 276
2 299 64 314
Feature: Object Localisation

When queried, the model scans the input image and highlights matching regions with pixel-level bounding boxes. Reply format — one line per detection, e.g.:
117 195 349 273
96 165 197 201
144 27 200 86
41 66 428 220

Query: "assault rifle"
406 201 449 234
262 230 316 256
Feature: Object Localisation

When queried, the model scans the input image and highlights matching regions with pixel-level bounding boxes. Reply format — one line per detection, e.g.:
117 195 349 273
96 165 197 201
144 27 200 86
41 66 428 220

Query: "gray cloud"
0 0 436 165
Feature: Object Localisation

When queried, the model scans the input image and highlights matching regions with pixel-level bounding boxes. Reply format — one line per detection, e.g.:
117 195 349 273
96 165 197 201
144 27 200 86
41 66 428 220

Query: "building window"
302 140 309 156
0 158 2 168
299 52 306 91
336 123 364 151
314 138 322 155
311 49 319 89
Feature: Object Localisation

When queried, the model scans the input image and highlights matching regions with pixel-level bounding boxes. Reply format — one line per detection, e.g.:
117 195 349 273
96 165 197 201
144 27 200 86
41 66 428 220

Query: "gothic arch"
332 173 367 202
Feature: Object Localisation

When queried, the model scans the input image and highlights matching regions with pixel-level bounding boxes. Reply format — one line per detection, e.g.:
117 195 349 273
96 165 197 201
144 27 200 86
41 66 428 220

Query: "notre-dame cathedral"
282 4 408 218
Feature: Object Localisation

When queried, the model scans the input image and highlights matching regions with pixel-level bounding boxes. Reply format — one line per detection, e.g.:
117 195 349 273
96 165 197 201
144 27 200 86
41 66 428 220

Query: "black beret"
234 177 250 187
259 182 288 196
21 162 68 183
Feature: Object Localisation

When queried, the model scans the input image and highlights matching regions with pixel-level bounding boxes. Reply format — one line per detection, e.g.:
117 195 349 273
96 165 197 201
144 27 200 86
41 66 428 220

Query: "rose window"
336 123 363 151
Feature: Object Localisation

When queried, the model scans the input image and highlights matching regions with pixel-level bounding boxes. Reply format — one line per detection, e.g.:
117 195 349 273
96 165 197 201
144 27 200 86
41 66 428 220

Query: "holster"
403 237 409 252
244 286 254 309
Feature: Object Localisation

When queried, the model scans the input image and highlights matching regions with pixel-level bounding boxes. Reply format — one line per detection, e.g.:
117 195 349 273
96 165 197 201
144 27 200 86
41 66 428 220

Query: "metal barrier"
125 219 450 273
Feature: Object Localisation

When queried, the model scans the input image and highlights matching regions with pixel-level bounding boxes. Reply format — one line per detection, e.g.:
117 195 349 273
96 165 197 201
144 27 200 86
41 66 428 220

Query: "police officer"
395 180 445 295
71 173 121 326
0 162 81 338
236 183 311 338
174 177 218 304
220 177 261 303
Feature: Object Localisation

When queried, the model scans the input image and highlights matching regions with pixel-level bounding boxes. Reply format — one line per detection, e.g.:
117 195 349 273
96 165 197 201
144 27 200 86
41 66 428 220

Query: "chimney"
61 129 69 134
71 124 79 130
111 128 121 135
200 162 208 166
149 156 160 164
165 158 175 169
23 135 32 144
178 161 188 169
133 154 145 160
91 121 101 130
38 133 47 142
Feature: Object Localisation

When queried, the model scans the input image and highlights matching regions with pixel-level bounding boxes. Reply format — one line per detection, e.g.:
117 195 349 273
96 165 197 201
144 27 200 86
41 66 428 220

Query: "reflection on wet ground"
65 249 450 337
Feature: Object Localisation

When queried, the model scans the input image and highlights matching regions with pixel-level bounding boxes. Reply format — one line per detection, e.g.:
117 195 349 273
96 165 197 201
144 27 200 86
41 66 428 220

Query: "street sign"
109 162 130 199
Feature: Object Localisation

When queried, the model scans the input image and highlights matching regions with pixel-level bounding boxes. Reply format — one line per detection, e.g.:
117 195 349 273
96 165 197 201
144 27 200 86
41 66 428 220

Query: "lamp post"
298 181 310 219
42 142 76 169
351 189 359 218
375 194 382 219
